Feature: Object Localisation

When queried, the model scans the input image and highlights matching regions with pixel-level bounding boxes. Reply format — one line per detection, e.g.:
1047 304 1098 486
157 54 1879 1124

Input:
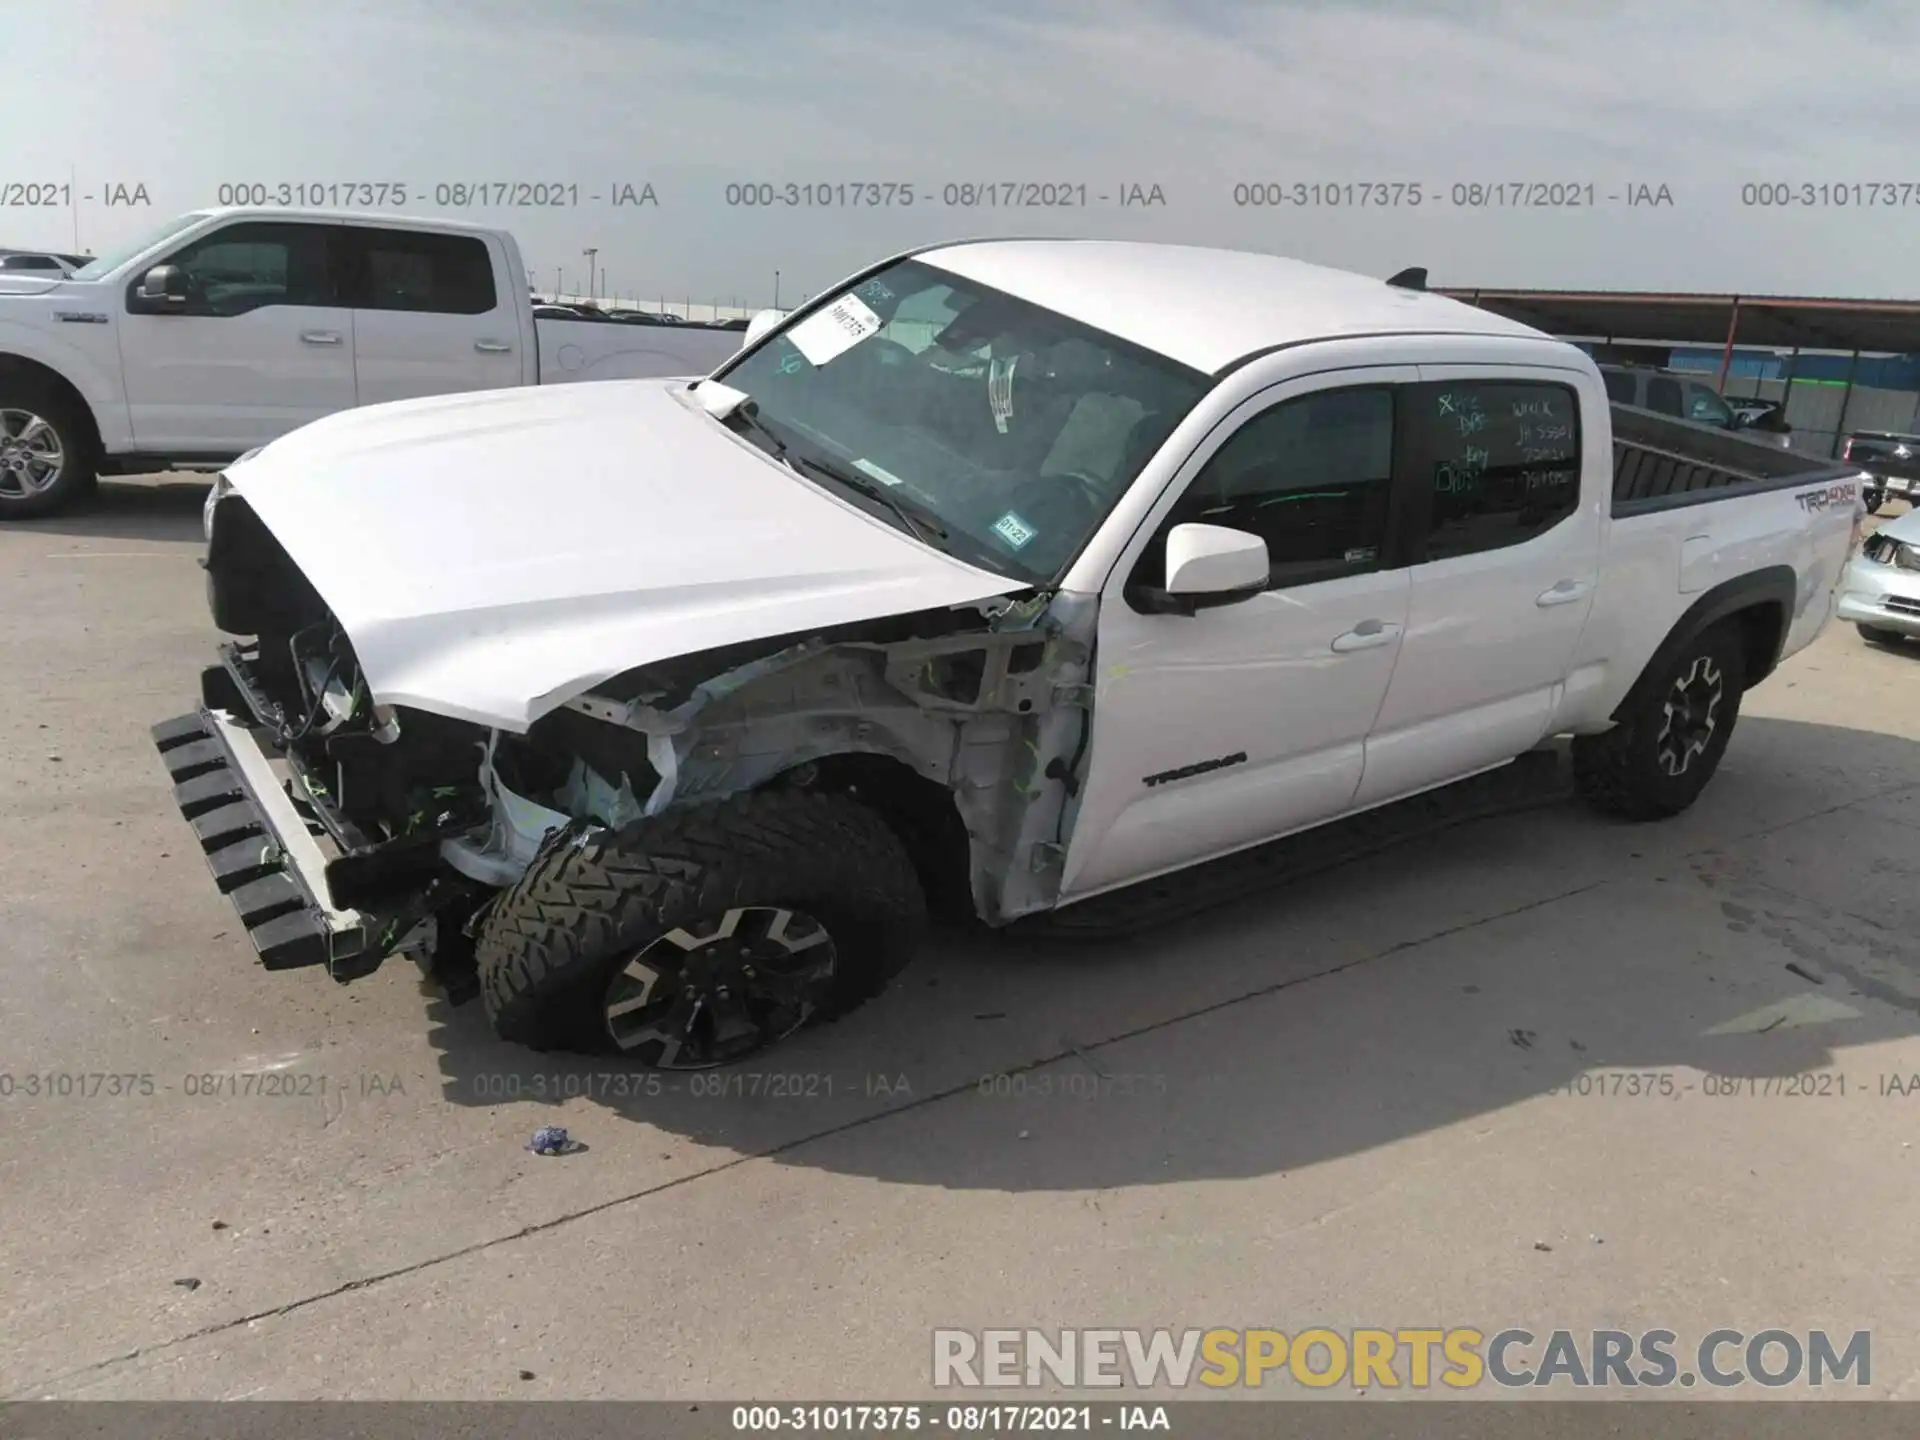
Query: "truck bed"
1610 403 1859 515
534 315 743 384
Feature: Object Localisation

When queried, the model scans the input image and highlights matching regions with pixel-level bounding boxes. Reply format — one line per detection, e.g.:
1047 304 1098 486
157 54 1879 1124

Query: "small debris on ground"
1533 1242 1553 1253
518 1370 536 1381
527 1125 576 1156
974 1012 1007 1021
1509 1029 1536 1050
174 1277 201 1290
1784 962 1823 985
210 1220 228 1231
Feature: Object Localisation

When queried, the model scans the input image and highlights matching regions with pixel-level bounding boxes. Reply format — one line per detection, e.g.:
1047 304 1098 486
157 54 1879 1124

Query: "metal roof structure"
1433 286 1920 358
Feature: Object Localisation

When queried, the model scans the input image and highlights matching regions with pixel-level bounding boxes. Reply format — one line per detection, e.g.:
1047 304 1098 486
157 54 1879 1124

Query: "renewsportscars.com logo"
932 1327 1871 1391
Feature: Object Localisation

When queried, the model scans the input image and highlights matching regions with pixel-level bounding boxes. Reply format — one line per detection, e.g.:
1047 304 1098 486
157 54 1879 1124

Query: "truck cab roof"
916 239 1554 375
184 206 512 236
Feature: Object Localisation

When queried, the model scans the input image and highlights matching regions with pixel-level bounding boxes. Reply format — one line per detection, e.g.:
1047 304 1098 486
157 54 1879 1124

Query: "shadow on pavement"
14 476 209 545
420 714 1920 1191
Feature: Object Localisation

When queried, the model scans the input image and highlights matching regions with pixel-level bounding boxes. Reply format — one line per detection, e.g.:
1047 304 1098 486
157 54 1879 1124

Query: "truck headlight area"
202 471 233 542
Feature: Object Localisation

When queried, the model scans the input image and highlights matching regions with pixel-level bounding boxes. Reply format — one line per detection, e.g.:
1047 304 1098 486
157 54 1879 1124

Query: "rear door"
1354 367 1600 807
343 226 522 404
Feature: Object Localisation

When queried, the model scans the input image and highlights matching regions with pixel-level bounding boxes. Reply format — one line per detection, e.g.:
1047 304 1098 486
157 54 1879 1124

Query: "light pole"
773 269 780 308
583 247 599 303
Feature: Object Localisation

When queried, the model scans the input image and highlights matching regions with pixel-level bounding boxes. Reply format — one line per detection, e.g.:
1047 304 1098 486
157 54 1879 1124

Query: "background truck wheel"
1573 622 1747 821
1857 623 1903 645
474 789 927 1067
0 385 95 520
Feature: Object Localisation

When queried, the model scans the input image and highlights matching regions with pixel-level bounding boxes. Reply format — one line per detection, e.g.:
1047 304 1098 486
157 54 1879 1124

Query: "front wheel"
1573 622 1746 821
474 789 927 1067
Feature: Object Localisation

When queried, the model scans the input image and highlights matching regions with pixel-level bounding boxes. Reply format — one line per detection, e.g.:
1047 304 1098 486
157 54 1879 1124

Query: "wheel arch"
1615 565 1797 722
768 749 977 922
0 351 107 460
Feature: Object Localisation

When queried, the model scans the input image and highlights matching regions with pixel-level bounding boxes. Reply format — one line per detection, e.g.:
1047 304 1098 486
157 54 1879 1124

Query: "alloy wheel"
1655 655 1724 777
0 409 65 499
603 906 838 1069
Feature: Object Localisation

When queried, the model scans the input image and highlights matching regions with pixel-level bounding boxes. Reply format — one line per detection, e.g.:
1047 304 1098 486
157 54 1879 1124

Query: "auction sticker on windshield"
787 292 883 366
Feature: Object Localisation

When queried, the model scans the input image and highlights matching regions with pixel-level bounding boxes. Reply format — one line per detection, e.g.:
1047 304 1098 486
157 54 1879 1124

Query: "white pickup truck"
152 239 1865 1070
0 207 747 517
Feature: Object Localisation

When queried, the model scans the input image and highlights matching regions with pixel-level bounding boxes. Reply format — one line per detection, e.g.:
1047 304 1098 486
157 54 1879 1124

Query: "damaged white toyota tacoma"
153 240 1866 1068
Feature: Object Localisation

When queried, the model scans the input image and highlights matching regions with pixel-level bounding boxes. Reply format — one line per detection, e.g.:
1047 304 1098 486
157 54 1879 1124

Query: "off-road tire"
474 789 927 1060
1572 621 1747 821
1857 622 1903 646
0 381 96 520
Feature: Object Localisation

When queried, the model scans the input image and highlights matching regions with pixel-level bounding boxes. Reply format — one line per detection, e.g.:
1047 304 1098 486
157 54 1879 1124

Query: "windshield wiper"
788 451 949 546
724 401 792 461
724 401 949 547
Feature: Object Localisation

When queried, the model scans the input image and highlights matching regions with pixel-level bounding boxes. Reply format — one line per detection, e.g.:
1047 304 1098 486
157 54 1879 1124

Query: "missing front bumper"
152 708 373 975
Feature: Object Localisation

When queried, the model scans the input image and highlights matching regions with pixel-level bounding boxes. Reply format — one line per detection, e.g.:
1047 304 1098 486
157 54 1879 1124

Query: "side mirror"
129 264 188 312
1130 523 1269 615
742 308 786 350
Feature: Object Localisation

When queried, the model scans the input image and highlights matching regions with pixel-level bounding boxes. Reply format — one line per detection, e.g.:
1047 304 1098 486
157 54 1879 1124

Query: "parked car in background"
1598 363 1793 448
1841 430 1920 514
1838 505 1920 645
0 207 750 517
0 251 91 277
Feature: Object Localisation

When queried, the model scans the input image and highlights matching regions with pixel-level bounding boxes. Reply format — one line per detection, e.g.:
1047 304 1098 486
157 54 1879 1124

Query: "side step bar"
152 710 370 973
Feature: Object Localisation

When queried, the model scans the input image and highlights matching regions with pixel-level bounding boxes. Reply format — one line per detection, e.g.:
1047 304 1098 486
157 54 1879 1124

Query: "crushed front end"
153 490 503 994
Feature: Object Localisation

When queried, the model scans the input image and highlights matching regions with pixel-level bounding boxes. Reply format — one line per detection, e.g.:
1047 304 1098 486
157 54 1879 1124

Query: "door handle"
1331 620 1401 653
299 330 342 345
475 340 512 353
1536 580 1592 607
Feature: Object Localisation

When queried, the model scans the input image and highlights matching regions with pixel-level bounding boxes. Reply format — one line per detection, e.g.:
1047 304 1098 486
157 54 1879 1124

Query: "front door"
1060 369 1418 901
345 226 522 405
117 220 357 453
1355 367 1601 807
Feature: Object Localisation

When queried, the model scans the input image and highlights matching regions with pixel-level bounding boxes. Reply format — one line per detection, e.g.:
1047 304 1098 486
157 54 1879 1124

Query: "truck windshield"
713 258 1210 585
69 212 212 282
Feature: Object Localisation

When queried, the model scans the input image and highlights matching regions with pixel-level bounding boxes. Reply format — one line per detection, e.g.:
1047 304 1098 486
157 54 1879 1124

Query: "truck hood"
228 379 1023 731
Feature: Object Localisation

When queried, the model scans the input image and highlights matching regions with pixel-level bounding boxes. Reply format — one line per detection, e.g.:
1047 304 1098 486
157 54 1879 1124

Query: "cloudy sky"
7 0 1915 305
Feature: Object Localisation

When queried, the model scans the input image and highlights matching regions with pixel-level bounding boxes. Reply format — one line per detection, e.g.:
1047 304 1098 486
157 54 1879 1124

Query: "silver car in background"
1838 505 1920 644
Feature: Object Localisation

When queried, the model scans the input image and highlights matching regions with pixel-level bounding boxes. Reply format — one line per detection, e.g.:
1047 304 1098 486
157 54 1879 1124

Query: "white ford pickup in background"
0 207 751 517
153 239 1866 1070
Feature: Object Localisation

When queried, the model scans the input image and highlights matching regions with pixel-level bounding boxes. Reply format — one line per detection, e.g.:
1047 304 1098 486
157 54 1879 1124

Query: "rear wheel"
1573 622 1746 821
0 385 95 520
474 789 927 1066
1858 623 1903 645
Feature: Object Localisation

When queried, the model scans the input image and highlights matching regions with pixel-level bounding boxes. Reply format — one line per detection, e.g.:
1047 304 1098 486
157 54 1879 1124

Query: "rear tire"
1573 622 1746 821
0 383 96 520
474 789 927 1066
1857 623 1903 645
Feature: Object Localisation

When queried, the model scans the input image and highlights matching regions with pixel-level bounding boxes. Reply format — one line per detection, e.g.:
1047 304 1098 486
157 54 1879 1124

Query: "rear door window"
1409 380 1583 561
346 228 499 314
